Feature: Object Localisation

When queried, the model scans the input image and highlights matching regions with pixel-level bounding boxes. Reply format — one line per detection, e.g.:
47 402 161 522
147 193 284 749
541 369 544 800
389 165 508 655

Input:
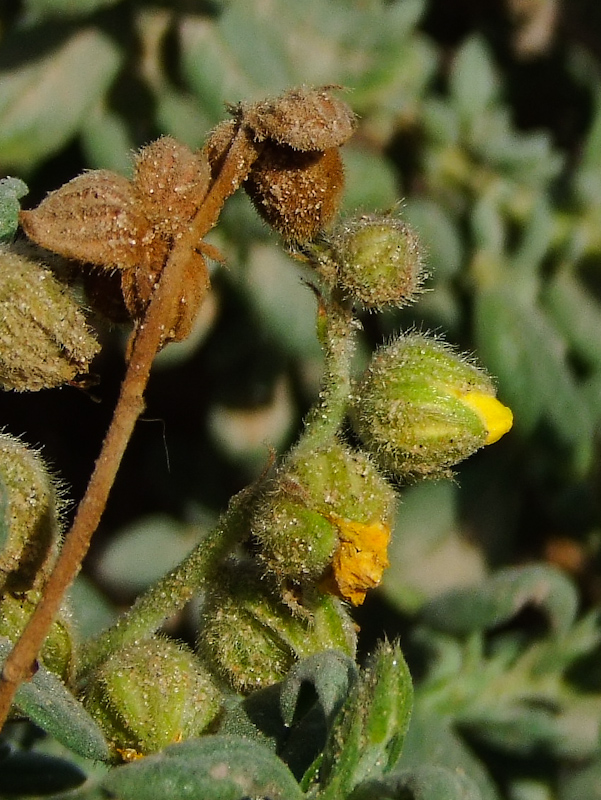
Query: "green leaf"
0 748 86 796
0 28 122 171
0 639 110 762
350 764 484 800
449 36 499 127
101 735 304 800
474 285 595 472
421 564 579 637
24 0 124 20
403 198 464 281
0 177 28 242
280 649 357 728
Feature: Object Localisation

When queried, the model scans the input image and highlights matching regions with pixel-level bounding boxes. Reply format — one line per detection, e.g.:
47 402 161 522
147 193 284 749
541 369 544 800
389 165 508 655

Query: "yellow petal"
460 391 513 444
329 518 390 606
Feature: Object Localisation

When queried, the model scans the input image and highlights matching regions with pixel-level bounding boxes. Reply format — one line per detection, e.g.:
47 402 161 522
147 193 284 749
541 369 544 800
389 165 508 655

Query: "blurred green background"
1 0 600 639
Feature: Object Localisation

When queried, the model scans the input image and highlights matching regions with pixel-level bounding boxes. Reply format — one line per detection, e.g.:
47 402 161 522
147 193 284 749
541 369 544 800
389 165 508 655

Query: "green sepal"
0 638 110 762
0 177 28 242
101 735 305 800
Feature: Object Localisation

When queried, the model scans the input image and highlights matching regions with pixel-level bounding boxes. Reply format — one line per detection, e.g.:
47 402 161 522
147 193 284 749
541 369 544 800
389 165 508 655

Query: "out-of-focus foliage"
2 1 601 798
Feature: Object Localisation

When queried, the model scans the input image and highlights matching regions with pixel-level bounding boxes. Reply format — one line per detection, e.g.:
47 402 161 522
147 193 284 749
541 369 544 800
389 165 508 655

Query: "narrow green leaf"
350 764 483 800
0 28 122 171
403 198 464 281
449 36 499 126
544 268 601 371
102 735 304 800
0 639 110 762
0 177 28 242
421 564 578 637
0 749 86 795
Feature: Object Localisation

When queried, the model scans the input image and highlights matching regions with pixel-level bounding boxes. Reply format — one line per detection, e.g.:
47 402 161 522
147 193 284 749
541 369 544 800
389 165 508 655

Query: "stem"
78 482 259 677
294 293 359 456
0 124 262 728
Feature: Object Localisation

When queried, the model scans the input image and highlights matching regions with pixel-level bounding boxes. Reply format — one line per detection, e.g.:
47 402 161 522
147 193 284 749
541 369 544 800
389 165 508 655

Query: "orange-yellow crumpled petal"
329 518 391 606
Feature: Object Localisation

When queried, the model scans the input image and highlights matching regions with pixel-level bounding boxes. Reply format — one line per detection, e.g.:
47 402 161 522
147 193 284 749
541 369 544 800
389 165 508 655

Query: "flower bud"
0 433 61 593
197 564 356 693
0 247 100 391
319 214 425 308
0 590 73 683
350 333 513 480
252 440 396 605
82 637 222 759
244 145 344 242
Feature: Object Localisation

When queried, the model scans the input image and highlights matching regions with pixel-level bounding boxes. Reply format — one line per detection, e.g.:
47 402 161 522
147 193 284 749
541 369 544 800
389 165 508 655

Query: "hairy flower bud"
197 564 356 693
319 214 425 308
350 333 513 480
0 433 61 593
83 637 222 759
252 440 396 605
0 247 100 391
0 591 73 683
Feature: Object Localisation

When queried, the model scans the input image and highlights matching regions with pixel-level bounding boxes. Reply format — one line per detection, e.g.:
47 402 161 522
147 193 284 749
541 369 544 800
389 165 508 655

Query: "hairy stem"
0 123 261 728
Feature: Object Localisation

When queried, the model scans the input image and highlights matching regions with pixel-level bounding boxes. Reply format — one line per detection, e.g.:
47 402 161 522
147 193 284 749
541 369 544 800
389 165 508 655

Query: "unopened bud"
198 565 356 693
351 333 513 479
319 214 425 308
0 247 100 391
83 637 222 759
0 433 61 593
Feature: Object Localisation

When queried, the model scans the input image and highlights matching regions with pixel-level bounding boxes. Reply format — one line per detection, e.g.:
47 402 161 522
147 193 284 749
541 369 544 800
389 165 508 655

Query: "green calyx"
316 214 425 309
251 440 396 593
197 564 356 693
351 333 512 479
82 637 222 759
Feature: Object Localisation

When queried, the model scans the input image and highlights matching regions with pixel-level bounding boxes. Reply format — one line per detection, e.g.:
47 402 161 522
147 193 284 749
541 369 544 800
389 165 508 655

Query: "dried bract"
245 146 345 242
241 86 356 151
19 171 145 271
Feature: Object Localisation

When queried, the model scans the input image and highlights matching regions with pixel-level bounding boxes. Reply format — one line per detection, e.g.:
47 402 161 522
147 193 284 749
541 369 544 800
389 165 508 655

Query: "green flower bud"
197 564 356 693
0 433 62 594
317 214 425 308
252 440 396 604
0 590 73 683
82 637 222 760
0 246 100 391
350 333 513 480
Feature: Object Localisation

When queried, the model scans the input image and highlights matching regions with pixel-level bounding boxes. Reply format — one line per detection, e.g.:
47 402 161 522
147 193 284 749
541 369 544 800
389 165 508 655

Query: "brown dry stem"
0 123 260 728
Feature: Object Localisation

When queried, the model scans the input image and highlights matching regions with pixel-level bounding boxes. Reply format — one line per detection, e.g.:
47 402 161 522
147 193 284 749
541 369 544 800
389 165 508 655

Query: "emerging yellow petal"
329 517 391 606
459 391 513 445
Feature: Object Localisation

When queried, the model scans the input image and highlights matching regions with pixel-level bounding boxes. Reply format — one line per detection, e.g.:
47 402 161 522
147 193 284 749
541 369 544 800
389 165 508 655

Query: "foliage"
1 1 601 799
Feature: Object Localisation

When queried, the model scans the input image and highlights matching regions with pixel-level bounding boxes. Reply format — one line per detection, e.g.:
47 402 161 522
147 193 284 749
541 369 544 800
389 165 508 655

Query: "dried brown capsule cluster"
205 86 355 243
20 137 211 343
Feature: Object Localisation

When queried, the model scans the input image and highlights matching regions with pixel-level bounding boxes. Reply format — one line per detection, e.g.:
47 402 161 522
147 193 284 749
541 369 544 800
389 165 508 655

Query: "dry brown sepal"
19 138 212 344
0 246 100 391
245 146 345 243
239 86 356 151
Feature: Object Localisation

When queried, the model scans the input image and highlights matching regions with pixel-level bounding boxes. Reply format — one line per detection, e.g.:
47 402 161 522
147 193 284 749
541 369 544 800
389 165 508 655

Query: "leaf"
420 564 579 637
0 638 110 762
0 28 122 171
449 36 500 127
350 765 484 800
24 0 124 20
101 735 304 800
280 649 357 728
0 177 28 241
474 285 595 472
403 198 464 281
0 748 87 796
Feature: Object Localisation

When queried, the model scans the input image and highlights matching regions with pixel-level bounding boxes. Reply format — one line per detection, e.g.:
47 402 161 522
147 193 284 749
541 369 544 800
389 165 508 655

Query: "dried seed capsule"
0 247 100 391
132 136 211 236
198 564 356 692
350 333 513 480
0 433 61 594
252 440 396 605
19 171 146 271
83 637 222 759
245 145 344 242
320 214 426 308
241 86 356 151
